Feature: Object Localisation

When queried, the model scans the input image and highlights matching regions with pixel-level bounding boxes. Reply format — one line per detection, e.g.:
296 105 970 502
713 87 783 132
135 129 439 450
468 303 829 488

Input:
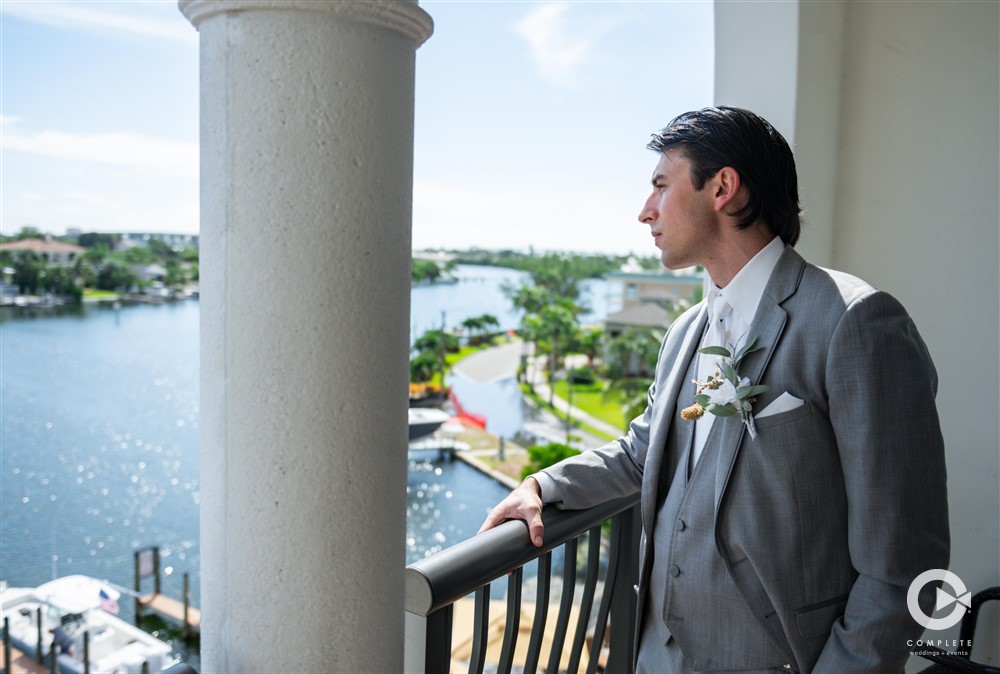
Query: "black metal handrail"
405 495 640 674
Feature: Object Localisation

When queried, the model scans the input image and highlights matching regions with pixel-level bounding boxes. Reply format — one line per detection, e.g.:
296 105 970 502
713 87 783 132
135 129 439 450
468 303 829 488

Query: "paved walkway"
453 340 626 447
450 340 523 383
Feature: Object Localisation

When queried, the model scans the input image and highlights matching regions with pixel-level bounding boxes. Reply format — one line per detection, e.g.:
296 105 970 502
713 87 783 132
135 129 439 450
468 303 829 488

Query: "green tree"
11 251 45 294
14 226 43 241
119 246 156 265
96 259 138 292
575 326 605 368
413 328 459 354
604 376 651 432
520 442 580 480
412 259 442 284
73 245 110 288
605 328 661 379
461 313 500 345
409 350 441 384
505 283 549 316
77 232 119 249
537 298 581 406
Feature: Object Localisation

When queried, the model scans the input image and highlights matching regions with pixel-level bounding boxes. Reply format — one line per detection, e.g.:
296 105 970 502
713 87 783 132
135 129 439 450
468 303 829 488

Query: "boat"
408 407 451 441
0 575 176 673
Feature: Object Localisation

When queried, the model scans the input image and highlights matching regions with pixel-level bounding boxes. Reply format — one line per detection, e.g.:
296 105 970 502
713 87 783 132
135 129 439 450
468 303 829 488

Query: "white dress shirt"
691 236 784 466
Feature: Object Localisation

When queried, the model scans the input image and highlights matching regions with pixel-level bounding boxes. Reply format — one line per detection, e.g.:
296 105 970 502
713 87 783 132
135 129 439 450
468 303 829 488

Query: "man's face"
638 150 719 270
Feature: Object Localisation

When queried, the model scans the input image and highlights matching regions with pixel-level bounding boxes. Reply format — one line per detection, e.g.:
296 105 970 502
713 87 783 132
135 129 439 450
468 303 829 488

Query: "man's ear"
711 166 744 214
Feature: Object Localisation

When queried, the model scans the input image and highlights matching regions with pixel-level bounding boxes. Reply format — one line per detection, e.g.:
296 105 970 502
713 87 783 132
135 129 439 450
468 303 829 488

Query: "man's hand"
478 476 545 547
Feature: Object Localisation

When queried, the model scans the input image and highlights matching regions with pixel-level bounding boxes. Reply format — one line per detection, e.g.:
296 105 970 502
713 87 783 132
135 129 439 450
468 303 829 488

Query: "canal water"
1 265 610 664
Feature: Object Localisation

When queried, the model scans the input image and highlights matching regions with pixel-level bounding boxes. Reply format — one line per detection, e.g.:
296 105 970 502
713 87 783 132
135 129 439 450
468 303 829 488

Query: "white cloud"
0 1 196 43
4 185 198 236
516 2 592 88
1 120 198 178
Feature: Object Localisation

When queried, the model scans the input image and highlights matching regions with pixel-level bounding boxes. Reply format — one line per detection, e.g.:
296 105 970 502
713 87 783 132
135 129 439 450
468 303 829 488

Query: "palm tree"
461 316 484 343
575 326 605 369
606 328 661 379
537 298 580 406
603 376 651 432
604 327 664 431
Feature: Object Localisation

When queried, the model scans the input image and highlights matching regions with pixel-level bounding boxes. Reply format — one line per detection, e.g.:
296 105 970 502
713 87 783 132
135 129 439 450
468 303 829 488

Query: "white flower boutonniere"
680 336 768 440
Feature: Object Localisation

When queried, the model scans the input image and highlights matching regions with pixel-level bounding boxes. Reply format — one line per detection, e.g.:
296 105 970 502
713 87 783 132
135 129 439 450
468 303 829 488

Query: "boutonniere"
681 336 768 439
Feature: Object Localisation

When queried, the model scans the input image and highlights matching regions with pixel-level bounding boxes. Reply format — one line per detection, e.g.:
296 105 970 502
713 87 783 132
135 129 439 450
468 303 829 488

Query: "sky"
1 0 713 255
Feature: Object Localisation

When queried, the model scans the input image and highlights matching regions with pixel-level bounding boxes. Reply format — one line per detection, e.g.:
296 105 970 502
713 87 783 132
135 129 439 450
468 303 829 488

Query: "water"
410 264 610 341
0 264 610 663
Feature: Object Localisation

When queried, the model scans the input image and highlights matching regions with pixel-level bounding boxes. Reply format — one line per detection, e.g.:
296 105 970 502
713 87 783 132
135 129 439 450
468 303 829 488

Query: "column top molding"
179 0 433 46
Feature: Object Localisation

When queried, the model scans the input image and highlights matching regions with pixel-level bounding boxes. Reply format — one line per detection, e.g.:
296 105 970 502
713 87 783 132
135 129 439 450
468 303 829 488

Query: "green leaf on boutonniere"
706 403 739 416
734 337 761 363
721 361 738 384
738 384 769 398
693 394 711 406
699 346 731 358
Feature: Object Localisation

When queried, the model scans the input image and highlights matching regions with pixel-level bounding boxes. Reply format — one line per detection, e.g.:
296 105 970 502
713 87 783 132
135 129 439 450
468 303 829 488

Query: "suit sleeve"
813 290 950 672
535 321 680 510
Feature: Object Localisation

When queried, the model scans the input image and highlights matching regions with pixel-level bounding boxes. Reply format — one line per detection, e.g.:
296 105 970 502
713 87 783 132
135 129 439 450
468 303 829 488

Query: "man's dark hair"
647 106 801 246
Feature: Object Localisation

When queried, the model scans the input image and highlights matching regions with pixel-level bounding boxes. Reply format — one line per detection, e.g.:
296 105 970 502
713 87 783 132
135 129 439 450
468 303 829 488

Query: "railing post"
153 548 161 596
35 607 42 663
49 638 57 674
607 504 640 674
424 607 453 674
183 572 190 638
84 631 90 674
134 549 142 624
3 616 10 674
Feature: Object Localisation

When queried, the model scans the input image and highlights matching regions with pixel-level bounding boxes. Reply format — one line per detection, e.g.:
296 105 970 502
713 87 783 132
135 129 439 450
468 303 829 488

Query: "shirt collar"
707 236 785 327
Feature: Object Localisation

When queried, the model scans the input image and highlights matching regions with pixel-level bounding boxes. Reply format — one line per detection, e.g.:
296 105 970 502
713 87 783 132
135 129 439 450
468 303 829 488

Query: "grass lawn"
82 289 120 301
552 380 627 433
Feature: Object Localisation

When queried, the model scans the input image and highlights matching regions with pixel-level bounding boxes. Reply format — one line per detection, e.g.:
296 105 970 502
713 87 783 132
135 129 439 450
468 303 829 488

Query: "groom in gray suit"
480 107 949 673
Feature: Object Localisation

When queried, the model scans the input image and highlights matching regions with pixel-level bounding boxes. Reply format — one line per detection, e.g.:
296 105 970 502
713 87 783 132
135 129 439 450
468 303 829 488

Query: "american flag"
99 587 120 615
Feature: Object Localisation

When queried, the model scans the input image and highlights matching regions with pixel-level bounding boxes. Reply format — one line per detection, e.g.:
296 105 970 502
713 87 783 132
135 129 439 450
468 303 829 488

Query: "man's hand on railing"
477 476 545 546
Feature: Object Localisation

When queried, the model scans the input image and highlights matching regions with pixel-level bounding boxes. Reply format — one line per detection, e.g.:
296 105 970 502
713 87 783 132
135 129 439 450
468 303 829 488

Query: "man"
479 107 949 673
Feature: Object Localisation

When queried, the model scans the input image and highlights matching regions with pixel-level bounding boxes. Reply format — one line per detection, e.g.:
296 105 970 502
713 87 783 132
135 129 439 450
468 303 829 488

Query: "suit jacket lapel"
713 246 806 511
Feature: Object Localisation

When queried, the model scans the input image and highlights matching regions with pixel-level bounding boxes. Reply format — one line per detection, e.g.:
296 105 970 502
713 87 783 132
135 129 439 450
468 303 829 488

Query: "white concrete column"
179 2 432 672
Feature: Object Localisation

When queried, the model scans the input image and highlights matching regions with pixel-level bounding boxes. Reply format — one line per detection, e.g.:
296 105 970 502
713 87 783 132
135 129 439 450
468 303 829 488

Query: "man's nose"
638 197 656 224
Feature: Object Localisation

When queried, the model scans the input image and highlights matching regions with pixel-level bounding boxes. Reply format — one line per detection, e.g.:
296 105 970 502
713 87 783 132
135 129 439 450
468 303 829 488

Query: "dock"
0 646 48 674
138 592 201 638
134 546 200 641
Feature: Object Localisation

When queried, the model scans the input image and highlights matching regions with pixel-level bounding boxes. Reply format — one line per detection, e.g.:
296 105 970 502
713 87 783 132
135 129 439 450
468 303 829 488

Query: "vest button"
677 518 687 531
669 564 681 577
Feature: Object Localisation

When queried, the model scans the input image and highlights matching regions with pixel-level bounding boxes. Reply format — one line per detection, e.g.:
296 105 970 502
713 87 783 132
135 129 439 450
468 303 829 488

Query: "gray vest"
646 357 787 671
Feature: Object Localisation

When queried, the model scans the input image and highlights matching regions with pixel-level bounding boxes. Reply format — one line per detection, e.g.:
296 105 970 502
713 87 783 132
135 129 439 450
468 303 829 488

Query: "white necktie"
692 292 732 467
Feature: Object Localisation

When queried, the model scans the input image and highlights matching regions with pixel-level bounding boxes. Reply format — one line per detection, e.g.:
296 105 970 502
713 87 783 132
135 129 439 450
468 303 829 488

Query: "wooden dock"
0 645 49 674
138 592 201 638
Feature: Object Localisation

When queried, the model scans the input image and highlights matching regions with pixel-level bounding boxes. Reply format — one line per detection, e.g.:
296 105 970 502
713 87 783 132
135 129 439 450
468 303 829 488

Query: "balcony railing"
404 496 641 674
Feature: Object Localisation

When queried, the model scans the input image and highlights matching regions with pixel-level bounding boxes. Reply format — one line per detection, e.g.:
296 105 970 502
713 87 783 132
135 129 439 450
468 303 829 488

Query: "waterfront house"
0 237 85 266
605 269 703 315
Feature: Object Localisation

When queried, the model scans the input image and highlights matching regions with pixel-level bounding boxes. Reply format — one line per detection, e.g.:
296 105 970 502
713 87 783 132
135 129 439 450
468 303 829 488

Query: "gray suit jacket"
542 246 949 673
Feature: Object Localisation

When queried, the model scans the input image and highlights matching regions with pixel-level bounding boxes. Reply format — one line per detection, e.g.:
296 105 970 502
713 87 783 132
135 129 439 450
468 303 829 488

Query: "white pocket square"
756 391 805 419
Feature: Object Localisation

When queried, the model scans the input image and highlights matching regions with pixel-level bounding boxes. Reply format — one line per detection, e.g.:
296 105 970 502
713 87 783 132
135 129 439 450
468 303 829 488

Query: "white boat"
408 407 451 441
0 575 175 674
